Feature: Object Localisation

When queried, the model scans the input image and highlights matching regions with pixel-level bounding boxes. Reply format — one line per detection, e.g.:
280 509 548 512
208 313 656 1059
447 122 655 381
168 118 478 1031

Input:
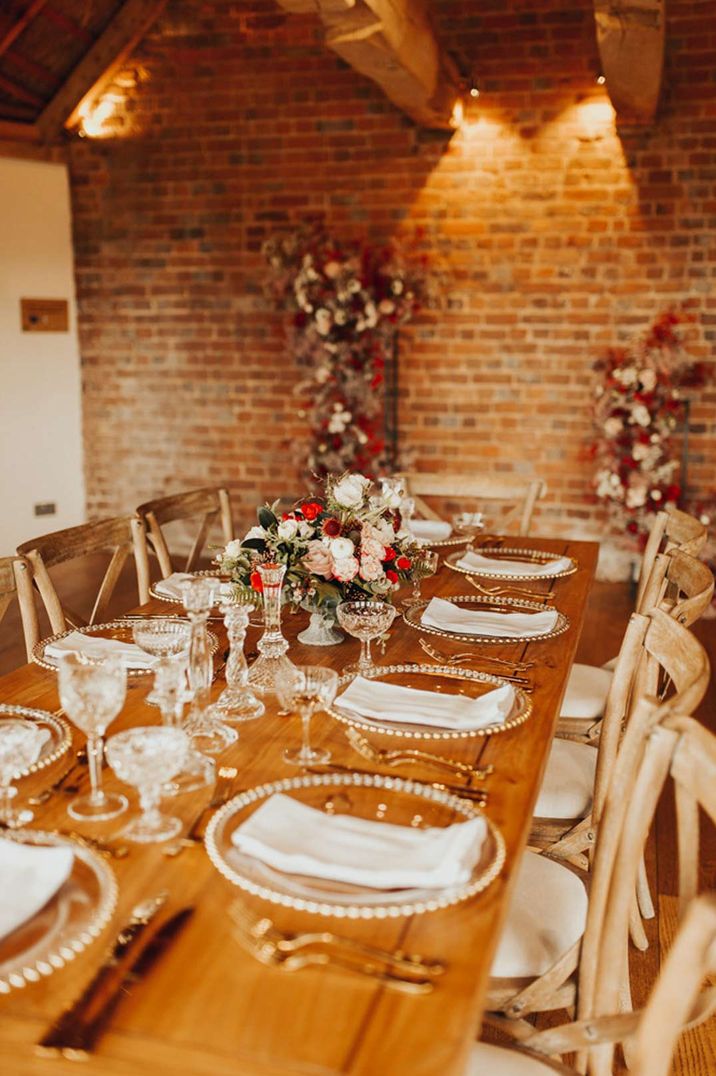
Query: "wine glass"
132 618 191 707
106 726 189 843
406 550 439 606
275 665 338 766
336 600 397 676
451 511 485 549
0 722 45 828
57 653 128 822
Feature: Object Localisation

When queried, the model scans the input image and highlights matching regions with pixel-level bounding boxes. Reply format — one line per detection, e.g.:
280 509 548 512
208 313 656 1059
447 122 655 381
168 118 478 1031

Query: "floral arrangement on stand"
591 309 709 540
263 223 430 481
217 472 427 643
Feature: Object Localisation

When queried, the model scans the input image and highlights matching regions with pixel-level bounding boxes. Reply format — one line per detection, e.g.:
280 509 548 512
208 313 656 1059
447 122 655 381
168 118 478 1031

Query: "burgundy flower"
322 517 341 537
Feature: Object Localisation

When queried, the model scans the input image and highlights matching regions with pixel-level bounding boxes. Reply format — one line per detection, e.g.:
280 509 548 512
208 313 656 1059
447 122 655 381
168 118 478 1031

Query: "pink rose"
359 555 384 582
333 556 360 582
303 540 334 579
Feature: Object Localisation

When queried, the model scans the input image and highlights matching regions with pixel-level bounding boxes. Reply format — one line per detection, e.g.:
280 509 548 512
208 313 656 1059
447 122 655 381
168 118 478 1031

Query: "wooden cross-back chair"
0 555 39 661
135 487 234 578
635 504 707 610
16 516 151 636
468 892 716 1076
484 611 709 1039
398 472 546 536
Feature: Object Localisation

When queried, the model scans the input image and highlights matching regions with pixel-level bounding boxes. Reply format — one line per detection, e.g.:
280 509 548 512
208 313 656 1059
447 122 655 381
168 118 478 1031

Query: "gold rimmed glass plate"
205 773 505 919
328 663 532 741
149 568 223 605
445 547 577 581
32 618 220 677
403 595 570 645
0 705 71 775
0 830 118 994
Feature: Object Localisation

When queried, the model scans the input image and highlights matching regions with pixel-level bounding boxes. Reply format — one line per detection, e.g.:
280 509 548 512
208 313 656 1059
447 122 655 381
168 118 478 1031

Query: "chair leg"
636 854 656 920
629 893 649 952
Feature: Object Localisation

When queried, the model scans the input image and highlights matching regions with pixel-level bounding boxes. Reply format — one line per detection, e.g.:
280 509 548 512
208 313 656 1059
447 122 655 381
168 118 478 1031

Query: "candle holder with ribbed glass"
247 563 294 695
180 577 237 754
209 599 265 723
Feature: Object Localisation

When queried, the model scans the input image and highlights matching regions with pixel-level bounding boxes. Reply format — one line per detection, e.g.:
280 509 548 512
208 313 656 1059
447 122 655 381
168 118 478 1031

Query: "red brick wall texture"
69 0 716 544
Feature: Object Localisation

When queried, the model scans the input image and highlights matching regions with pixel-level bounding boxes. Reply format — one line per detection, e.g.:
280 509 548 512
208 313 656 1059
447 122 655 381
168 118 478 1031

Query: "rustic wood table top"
0 536 598 1076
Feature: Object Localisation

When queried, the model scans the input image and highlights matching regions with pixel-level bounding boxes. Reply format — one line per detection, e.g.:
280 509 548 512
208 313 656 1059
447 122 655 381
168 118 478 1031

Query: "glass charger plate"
205 772 505 919
149 568 222 605
328 663 532 741
0 829 118 994
444 546 577 581
403 594 570 644
0 705 71 775
31 618 220 677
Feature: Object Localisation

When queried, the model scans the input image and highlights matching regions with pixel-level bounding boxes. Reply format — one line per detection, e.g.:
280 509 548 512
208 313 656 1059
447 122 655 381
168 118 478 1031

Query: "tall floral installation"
263 224 430 482
217 472 424 614
591 308 710 540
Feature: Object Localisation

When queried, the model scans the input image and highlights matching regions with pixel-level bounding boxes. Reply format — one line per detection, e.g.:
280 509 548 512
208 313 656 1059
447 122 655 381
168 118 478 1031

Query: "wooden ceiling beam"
276 0 461 130
0 0 48 58
35 0 168 141
594 0 665 124
0 118 38 142
0 70 43 108
4 48 61 88
41 4 94 45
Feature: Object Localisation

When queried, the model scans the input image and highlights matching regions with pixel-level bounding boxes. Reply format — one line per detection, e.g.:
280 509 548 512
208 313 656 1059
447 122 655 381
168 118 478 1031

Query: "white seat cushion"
533 739 597 819
559 662 613 720
465 1042 554 1075
490 851 588 979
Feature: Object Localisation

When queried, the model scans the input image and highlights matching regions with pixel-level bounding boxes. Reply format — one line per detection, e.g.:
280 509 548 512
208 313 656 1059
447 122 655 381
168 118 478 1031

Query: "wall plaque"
21 298 69 332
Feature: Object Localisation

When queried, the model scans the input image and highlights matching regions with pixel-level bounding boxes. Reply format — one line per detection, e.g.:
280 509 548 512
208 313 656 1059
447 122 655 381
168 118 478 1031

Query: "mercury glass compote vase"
247 563 295 695
180 577 237 755
208 598 264 723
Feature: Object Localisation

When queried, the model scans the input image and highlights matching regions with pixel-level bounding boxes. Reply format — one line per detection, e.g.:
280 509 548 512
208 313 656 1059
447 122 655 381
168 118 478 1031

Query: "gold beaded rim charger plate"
205 773 505 919
149 568 223 605
444 546 578 582
0 830 118 994
0 705 71 776
32 618 220 677
403 595 570 645
329 663 532 741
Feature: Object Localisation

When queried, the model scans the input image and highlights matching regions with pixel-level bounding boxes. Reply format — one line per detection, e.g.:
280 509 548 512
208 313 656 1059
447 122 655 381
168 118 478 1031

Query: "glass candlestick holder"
247 563 295 695
180 577 237 755
153 655 215 793
209 599 265 723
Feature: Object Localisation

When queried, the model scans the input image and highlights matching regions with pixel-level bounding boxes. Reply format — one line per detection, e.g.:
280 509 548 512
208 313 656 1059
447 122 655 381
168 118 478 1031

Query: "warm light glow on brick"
78 93 126 138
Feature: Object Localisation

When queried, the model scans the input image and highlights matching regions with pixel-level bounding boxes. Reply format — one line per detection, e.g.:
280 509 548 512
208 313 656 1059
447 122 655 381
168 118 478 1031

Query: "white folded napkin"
231 792 486 890
44 631 156 670
155 573 229 603
421 596 558 638
335 676 515 731
0 838 74 940
456 550 573 577
408 519 453 542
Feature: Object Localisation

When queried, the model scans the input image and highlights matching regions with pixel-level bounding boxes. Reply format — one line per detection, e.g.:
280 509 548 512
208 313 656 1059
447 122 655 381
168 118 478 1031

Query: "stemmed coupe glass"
336 600 397 677
106 726 189 843
451 511 485 549
57 652 128 822
0 723 44 828
275 665 338 767
406 550 439 607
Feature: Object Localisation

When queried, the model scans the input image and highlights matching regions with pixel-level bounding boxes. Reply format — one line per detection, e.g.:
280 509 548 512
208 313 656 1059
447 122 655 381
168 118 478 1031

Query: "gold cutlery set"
417 637 534 687
467 577 554 602
162 765 238 858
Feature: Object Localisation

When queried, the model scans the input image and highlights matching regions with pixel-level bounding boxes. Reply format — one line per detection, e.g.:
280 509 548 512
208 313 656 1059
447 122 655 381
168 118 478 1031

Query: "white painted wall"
0 157 85 551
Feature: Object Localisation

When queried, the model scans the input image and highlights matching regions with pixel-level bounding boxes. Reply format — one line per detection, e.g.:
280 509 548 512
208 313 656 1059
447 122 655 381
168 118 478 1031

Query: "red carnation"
396 556 411 570
301 501 323 521
250 569 263 592
382 546 396 562
322 517 341 537
386 569 398 584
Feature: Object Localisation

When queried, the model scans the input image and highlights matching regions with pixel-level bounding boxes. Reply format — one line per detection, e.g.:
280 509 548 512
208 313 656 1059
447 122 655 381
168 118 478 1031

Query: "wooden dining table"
0 535 598 1076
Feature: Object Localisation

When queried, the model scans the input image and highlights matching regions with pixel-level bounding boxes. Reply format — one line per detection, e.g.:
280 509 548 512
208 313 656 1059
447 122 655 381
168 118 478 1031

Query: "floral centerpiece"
217 473 427 644
263 224 430 481
591 309 709 539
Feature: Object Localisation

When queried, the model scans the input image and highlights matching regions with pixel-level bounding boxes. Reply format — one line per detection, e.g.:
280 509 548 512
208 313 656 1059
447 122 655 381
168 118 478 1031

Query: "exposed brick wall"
69 0 716 545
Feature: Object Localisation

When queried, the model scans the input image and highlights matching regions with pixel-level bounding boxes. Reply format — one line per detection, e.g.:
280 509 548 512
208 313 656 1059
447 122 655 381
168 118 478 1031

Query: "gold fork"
230 903 445 978
467 578 554 602
162 765 238 857
418 637 534 675
345 726 492 784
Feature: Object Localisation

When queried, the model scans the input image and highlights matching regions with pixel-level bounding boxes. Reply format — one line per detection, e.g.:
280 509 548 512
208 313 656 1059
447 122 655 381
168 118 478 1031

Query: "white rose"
616 366 637 386
650 489 663 502
632 443 649 461
315 308 332 336
625 486 647 508
330 536 355 561
224 539 244 558
631 404 651 427
639 368 657 391
242 526 266 543
603 417 623 437
277 518 299 541
333 473 370 508
297 520 314 539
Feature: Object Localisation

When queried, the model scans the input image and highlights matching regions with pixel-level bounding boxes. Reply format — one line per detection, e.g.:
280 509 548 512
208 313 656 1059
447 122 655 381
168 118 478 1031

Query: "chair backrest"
0 555 39 661
135 487 234 578
16 516 150 636
636 505 707 608
400 472 546 536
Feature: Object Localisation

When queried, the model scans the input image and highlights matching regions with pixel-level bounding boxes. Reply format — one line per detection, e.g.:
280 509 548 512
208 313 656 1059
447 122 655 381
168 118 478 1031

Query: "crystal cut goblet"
106 726 189 843
336 600 397 677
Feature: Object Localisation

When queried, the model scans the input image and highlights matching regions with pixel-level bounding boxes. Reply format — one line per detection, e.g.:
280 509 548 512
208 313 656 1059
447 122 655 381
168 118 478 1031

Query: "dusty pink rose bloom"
303 540 334 579
333 556 360 582
359 555 384 582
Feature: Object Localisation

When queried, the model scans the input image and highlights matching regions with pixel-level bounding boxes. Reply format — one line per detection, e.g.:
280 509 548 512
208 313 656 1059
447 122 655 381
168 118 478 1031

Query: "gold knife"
36 892 169 1058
